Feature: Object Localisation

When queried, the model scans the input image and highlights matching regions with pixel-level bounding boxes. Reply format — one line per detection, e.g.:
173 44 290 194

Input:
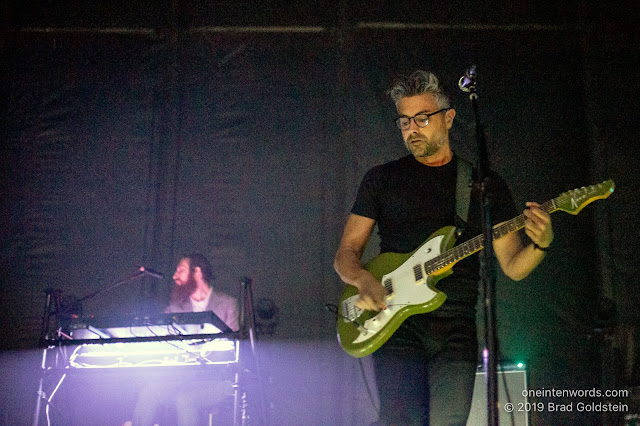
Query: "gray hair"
388 70 451 109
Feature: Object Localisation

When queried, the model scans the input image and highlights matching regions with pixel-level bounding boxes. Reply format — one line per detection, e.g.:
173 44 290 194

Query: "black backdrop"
1 1 638 424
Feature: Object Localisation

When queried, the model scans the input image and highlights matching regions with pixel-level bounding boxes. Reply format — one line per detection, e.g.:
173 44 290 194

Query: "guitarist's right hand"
355 273 388 312
334 214 387 311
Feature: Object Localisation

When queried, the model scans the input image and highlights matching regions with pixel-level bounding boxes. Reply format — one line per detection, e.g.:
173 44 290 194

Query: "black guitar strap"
455 155 473 237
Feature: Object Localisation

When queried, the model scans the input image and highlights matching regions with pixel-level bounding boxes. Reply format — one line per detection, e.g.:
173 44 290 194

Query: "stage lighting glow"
68 338 238 368
67 323 238 368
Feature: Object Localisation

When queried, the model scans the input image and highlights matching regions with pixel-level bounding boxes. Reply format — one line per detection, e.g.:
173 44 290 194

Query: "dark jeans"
372 314 478 426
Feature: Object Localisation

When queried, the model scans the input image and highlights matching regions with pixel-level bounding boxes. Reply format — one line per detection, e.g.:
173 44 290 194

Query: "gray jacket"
166 289 240 332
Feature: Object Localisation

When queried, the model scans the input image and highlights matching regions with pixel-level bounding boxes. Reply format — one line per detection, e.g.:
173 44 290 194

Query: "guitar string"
424 197 558 274
339 198 558 319
338 186 605 354
342 189 599 317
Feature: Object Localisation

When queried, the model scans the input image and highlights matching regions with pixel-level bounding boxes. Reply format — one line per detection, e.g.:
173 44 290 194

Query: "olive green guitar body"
336 180 615 358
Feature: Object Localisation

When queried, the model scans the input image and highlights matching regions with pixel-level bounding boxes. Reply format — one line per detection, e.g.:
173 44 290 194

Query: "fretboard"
423 198 558 274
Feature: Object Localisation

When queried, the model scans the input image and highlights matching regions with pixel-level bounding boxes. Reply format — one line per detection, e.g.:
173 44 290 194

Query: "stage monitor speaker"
467 365 529 426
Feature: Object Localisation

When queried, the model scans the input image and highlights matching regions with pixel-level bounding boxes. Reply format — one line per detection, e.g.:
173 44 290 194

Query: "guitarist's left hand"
524 201 554 249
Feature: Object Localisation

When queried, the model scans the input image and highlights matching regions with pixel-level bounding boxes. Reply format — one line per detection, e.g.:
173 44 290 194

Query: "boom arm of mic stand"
77 271 145 303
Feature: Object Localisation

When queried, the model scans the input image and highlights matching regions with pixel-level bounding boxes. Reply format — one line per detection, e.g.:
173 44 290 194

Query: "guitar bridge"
341 296 363 322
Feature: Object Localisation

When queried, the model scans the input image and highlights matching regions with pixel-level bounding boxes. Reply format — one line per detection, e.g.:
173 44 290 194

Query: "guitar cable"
327 301 515 424
139 324 213 365
499 359 517 426
324 303 380 416
324 303 339 318
495 337 517 426
325 303 369 331
358 357 381 415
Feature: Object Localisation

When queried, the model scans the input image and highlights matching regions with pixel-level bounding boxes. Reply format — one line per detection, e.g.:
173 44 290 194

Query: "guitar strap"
455 155 473 237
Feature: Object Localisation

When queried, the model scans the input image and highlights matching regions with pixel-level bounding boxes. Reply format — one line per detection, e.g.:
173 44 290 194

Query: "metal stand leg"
233 277 268 425
33 289 57 426
32 348 48 426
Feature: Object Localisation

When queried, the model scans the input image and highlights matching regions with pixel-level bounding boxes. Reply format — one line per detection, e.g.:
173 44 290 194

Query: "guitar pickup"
383 278 394 296
413 264 424 284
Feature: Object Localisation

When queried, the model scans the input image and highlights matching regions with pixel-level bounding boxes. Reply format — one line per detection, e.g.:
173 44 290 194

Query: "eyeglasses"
394 108 449 130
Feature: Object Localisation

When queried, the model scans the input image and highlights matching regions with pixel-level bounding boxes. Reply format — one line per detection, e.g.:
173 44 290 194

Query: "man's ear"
194 266 203 280
445 108 456 129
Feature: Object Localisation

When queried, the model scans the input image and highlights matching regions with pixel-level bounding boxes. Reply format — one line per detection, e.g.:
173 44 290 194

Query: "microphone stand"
77 269 150 304
32 269 164 424
459 66 499 426
236 277 268 426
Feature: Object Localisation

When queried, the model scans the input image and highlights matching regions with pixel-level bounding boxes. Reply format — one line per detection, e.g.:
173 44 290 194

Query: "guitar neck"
492 198 557 240
424 198 558 274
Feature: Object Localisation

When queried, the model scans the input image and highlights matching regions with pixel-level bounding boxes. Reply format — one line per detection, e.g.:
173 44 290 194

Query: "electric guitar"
337 180 615 358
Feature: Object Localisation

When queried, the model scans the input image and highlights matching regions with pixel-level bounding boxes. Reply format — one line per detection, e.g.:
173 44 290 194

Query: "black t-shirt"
351 154 519 316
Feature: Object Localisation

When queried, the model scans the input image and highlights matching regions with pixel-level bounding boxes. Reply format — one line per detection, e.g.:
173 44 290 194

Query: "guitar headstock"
554 180 615 215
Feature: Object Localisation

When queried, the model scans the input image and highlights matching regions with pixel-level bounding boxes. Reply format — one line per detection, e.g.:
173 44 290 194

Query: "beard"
405 133 446 158
170 272 198 304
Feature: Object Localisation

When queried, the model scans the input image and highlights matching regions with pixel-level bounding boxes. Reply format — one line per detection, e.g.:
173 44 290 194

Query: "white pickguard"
343 235 445 344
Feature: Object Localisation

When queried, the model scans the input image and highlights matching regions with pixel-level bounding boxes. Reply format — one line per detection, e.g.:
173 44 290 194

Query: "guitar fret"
423 185 596 276
341 180 615 358
424 202 559 275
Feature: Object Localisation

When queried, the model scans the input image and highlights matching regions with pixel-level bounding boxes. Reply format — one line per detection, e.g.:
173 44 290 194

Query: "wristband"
533 242 550 252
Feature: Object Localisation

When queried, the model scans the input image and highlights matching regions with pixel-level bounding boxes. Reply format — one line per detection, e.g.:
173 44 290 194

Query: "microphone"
139 266 164 279
458 65 477 92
